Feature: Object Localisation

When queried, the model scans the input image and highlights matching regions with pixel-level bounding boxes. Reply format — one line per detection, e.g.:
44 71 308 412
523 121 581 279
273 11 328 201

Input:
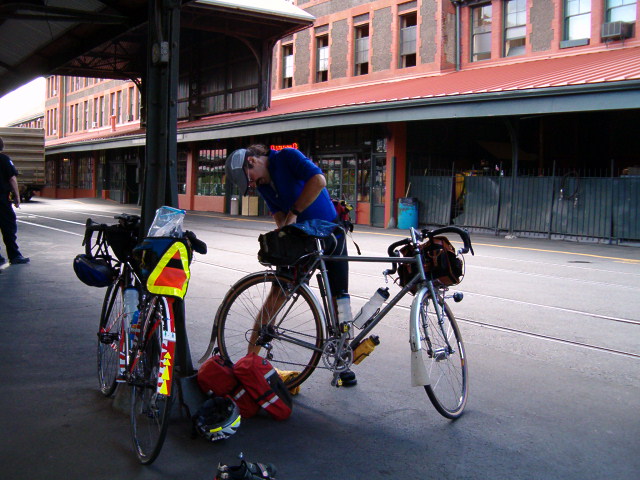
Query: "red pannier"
197 355 259 418
233 353 293 421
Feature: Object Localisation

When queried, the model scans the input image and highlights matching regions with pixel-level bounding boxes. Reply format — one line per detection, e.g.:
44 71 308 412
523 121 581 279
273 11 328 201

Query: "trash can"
229 196 239 215
397 197 418 229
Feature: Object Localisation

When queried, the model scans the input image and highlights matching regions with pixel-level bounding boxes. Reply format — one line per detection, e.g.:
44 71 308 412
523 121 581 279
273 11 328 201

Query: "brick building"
43 0 640 241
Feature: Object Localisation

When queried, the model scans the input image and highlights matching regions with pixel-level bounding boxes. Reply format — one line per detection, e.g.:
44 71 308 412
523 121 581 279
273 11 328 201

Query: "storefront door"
371 154 386 227
316 155 357 204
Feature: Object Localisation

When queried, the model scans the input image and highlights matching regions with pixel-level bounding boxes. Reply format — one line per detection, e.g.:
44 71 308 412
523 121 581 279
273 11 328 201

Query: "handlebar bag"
398 236 463 292
233 353 293 421
258 219 341 267
104 225 139 263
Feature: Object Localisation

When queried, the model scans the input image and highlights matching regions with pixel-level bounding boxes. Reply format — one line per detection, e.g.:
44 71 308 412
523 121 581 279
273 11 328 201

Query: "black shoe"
10 255 30 265
339 369 357 387
216 459 277 480
0 256 5 266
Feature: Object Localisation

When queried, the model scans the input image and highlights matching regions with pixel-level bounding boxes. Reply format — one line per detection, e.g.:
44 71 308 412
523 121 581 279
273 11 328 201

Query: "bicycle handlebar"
421 226 474 255
82 215 207 257
184 230 207 255
383 226 474 276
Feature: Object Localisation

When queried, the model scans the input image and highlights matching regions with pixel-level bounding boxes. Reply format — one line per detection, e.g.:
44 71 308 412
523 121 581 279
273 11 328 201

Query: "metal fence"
409 172 640 243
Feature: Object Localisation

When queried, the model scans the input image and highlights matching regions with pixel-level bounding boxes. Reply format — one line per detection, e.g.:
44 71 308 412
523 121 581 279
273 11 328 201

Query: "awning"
0 0 313 96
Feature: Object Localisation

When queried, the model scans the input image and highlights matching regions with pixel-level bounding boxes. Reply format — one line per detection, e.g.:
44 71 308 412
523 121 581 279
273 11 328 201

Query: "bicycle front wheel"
130 297 172 465
420 294 468 419
97 281 123 397
216 271 324 389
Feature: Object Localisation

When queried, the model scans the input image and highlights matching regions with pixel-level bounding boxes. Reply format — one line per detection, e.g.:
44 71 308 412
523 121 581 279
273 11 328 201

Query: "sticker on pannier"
233 353 293 421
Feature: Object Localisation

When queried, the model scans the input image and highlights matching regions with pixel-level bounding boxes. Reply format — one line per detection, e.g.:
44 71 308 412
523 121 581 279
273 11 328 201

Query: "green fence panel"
613 177 640 241
550 177 613 238
409 176 453 226
453 176 500 229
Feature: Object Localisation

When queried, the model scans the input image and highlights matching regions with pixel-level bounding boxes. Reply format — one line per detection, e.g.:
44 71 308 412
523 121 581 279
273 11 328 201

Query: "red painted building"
43 0 640 240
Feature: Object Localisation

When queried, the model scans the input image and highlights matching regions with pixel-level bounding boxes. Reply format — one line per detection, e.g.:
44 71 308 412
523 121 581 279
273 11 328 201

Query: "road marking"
17 213 85 225
471 242 640 263
17 220 83 236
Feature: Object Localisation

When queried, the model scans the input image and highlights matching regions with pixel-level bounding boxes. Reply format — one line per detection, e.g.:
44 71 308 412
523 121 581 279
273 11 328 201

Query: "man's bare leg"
247 284 287 355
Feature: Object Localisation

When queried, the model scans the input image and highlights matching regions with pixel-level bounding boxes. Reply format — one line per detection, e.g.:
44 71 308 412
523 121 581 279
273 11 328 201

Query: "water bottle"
123 287 139 341
353 287 389 329
129 311 140 344
353 335 380 364
336 293 353 324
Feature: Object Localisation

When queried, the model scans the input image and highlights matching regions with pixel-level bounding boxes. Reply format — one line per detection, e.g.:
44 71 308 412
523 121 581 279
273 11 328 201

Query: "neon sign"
270 142 299 151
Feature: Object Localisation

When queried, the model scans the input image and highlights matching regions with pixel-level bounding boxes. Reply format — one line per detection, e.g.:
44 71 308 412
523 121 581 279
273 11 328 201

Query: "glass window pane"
568 13 591 39
610 4 637 22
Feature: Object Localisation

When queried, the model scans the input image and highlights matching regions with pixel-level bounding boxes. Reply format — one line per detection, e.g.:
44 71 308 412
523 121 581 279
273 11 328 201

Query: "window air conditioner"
601 21 633 40
127 114 134 122
91 122 97 128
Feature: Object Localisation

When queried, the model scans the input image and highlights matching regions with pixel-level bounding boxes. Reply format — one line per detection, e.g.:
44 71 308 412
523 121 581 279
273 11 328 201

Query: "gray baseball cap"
225 149 249 195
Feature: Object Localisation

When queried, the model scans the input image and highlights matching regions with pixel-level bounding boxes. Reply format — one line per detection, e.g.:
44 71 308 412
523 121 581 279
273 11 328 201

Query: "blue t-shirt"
257 148 336 223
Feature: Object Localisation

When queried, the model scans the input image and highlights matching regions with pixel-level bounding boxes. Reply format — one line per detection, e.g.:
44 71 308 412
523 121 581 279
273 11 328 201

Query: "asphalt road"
1 198 638 480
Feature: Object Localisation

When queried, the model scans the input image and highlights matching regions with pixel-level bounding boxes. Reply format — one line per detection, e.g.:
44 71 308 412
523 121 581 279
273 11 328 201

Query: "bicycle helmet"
73 254 115 287
194 396 241 442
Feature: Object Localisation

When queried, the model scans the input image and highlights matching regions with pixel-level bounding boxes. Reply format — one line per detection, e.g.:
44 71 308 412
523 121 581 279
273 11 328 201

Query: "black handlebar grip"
185 230 207 255
422 226 474 255
385 238 411 275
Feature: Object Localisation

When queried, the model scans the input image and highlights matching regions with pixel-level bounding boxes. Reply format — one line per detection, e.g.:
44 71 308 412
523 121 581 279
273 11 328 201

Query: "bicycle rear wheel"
420 294 468 419
97 281 123 397
216 271 324 389
130 297 172 465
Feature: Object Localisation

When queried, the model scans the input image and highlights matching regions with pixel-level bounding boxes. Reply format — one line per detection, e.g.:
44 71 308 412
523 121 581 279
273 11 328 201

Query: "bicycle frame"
286 227 445 386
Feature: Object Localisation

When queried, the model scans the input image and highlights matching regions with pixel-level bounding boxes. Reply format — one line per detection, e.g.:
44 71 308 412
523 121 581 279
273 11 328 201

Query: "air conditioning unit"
127 114 134 122
601 21 633 40
91 122 97 128
51 129 57 134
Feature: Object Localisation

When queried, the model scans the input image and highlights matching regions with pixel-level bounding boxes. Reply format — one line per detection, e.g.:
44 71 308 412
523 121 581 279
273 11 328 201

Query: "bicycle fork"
409 286 432 387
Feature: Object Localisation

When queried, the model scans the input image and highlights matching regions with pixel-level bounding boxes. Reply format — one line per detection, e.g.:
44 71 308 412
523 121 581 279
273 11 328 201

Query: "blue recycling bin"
397 197 418 229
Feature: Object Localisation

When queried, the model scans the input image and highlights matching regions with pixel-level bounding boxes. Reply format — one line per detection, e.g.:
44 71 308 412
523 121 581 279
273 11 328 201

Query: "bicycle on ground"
204 225 474 419
83 213 206 464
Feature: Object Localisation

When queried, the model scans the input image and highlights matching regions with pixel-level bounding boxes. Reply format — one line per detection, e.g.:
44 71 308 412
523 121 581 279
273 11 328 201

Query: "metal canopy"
0 0 313 96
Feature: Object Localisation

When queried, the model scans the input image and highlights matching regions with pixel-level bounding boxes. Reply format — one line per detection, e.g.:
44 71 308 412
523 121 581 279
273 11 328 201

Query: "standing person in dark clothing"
226 144 356 386
0 138 29 265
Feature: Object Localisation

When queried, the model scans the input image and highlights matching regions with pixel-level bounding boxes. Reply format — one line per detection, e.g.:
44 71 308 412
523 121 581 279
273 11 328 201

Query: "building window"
177 151 187 195
606 0 637 22
58 158 71 188
504 0 526 56
128 87 135 121
471 4 492 61
282 44 293 88
83 100 89 130
316 34 329 82
196 148 227 196
99 96 105 126
76 156 93 189
399 11 417 68
93 98 98 127
564 0 591 41
117 90 123 124
354 23 370 76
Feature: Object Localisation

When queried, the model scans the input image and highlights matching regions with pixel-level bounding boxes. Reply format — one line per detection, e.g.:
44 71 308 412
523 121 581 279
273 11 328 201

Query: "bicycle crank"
321 339 353 381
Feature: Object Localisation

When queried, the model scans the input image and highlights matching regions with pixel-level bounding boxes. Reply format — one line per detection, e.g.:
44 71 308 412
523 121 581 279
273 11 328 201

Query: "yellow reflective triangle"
147 241 191 299
158 380 168 395
161 367 170 380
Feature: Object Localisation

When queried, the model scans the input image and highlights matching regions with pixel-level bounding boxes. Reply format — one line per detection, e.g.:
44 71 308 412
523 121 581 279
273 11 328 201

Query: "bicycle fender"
409 288 430 387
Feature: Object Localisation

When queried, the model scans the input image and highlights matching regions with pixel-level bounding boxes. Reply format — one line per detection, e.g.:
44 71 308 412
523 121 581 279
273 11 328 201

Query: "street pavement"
0 197 638 480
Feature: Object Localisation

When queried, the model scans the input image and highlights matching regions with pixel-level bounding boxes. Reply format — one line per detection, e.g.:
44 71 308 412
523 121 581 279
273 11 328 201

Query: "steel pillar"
141 0 181 234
